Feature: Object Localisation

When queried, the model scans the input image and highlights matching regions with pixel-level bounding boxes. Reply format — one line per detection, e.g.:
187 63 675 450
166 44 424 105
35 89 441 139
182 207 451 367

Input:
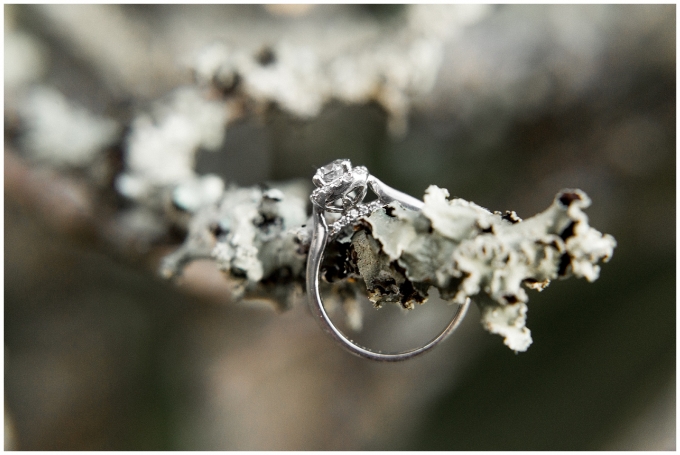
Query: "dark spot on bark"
261 266 294 285
167 223 188 243
256 46 276 66
378 277 397 289
348 242 359 265
262 192 282 203
557 253 572 276
558 191 582 207
560 221 576 241
231 267 247 279
102 127 130 192
503 294 518 304
323 240 355 282
385 206 396 217
390 261 428 308
357 219 373 231
254 214 282 234
213 71 241 96
209 222 228 237
399 279 427 308
480 225 494 234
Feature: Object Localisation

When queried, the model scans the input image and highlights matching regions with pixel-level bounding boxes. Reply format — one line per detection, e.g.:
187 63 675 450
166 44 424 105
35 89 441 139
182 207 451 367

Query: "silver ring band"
306 160 470 362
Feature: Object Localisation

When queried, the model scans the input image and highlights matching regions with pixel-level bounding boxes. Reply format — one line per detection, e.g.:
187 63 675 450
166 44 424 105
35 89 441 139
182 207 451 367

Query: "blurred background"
4 4 675 450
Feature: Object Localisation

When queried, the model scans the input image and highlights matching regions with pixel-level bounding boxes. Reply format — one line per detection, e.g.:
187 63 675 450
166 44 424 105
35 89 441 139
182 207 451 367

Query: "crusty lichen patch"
352 186 616 351
161 181 615 351
189 5 491 135
160 181 310 310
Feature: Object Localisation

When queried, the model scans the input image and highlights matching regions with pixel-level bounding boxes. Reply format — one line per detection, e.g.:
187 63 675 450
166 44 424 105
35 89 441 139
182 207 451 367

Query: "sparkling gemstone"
315 159 349 186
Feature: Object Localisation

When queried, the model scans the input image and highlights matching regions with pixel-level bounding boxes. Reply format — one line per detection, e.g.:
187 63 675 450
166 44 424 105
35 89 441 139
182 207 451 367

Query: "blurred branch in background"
4 4 675 451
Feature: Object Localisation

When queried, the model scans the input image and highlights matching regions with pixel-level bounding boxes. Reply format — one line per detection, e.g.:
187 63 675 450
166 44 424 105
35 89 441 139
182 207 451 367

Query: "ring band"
306 159 470 361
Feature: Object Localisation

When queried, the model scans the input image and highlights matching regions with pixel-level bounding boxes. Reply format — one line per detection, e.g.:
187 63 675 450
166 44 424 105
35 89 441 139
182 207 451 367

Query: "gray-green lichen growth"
162 182 615 352
190 5 491 135
116 87 231 202
160 180 310 309
356 186 616 351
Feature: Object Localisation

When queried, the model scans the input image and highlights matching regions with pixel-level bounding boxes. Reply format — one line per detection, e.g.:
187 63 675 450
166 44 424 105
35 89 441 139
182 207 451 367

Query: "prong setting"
311 159 369 213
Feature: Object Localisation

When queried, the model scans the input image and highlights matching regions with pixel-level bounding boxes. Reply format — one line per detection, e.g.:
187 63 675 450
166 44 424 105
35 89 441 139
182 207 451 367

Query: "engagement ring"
306 159 470 361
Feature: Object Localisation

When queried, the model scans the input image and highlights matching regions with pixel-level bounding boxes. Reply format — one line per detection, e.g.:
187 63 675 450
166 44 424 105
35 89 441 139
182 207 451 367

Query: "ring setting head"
311 159 369 213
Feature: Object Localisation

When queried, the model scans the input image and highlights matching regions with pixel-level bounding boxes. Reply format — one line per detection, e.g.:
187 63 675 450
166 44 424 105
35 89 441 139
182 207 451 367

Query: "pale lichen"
160 180 310 309
18 86 119 167
354 185 616 351
116 86 231 201
190 5 491 135
161 180 615 352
